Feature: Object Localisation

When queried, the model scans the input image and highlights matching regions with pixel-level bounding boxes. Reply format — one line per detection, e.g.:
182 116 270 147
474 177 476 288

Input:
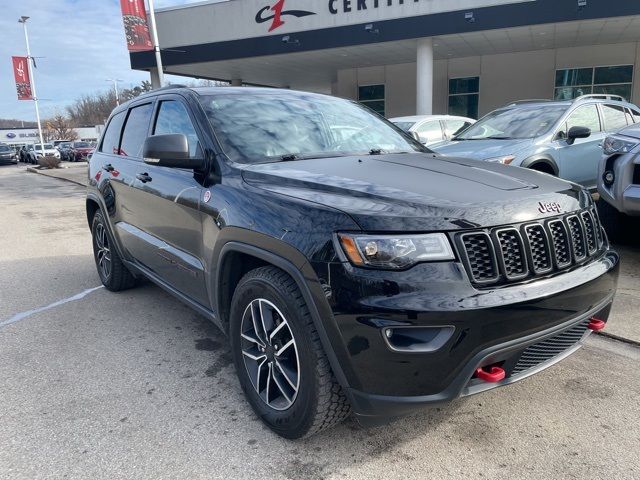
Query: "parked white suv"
390 115 475 146
28 143 60 163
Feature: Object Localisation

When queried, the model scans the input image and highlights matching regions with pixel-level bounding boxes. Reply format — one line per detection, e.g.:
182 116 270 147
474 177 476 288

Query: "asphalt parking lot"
1 165 639 480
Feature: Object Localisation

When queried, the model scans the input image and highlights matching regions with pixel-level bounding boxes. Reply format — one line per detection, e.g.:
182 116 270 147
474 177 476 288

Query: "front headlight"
602 136 639 156
483 155 516 165
338 233 454 269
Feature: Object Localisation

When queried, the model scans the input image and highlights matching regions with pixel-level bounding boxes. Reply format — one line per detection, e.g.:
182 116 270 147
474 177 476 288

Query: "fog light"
603 171 615 186
382 326 454 353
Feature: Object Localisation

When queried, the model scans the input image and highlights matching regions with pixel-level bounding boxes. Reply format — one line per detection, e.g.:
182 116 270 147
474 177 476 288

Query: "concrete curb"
26 166 87 187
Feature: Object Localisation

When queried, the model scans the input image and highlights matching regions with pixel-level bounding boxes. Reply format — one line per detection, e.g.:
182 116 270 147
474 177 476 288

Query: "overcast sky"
0 0 201 122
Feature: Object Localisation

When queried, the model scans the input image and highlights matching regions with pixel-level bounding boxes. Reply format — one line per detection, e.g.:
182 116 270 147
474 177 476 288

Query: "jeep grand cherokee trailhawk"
87 86 618 439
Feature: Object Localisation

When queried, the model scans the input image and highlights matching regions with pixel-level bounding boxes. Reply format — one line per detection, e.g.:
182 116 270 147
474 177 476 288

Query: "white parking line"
0 286 104 329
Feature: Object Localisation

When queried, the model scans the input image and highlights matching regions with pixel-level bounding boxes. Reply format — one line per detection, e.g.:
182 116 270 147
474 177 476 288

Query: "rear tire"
91 210 136 291
597 199 628 244
229 266 350 439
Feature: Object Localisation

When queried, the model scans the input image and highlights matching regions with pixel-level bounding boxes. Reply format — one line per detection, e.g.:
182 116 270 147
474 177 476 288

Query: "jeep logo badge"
538 201 562 214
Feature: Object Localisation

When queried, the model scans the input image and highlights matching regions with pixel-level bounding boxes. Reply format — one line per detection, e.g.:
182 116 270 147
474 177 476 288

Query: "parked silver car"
596 124 640 241
431 95 640 189
389 115 475 146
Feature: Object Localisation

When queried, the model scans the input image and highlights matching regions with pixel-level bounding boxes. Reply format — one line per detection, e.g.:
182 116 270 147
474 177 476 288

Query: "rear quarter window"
99 111 126 155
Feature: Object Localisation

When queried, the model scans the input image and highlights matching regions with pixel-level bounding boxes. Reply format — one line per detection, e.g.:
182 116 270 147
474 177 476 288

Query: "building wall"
335 42 640 118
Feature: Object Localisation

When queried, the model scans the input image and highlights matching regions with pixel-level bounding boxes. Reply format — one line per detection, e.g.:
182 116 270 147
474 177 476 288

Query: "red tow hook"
474 365 506 383
588 318 606 331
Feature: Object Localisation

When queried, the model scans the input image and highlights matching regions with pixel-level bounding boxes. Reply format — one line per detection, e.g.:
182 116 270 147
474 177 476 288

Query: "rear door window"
416 120 444 143
119 103 153 158
100 111 126 155
601 104 628 131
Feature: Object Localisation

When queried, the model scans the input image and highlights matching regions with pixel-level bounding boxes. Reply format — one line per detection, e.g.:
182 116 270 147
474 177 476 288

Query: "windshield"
0 145 10 152
35 144 54 150
455 105 567 140
74 142 90 148
200 92 426 163
60 143 71 148
392 121 416 132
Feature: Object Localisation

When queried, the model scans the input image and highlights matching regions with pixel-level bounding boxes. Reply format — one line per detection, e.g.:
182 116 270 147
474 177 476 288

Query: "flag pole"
147 0 165 88
18 16 45 157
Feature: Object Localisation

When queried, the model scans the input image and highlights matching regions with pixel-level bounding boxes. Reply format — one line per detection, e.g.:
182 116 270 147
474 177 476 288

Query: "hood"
241 153 588 231
430 138 533 161
618 124 640 140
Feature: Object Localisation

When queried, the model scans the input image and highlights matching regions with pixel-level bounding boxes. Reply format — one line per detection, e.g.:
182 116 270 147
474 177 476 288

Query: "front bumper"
317 248 619 419
598 151 640 216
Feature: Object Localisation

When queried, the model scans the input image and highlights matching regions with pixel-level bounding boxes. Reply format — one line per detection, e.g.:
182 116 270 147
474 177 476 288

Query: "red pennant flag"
11 56 33 100
120 0 154 52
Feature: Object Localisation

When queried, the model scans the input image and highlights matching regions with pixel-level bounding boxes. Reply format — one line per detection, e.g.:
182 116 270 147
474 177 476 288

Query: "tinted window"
153 101 200 158
594 65 633 85
120 103 153 158
565 104 601 133
416 121 443 143
630 108 640 123
601 104 628 131
100 111 126 155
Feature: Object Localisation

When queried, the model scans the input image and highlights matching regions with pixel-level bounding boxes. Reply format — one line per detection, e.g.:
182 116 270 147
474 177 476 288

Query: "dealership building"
130 0 640 119
0 126 103 147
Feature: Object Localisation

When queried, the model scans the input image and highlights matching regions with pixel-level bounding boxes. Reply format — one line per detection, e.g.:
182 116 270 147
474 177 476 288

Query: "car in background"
28 143 60 163
68 141 94 162
597 124 640 241
57 142 73 161
431 95 640 189
390 115 475 146
0 144 17 165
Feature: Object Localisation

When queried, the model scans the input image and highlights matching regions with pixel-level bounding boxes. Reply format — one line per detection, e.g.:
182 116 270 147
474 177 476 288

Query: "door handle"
102 163 114 172
136 173 152 183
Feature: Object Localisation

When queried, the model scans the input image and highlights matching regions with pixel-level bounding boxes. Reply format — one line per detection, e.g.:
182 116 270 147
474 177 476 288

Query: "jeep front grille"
457 207 605 286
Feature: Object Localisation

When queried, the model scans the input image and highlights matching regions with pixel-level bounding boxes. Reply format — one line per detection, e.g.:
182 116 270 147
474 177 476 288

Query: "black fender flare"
86 191 130 265
520 154 559 176
214 235 358 394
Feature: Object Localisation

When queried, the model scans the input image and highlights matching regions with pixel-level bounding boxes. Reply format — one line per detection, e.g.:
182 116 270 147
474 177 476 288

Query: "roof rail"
503 99 552 107
573 94 626 103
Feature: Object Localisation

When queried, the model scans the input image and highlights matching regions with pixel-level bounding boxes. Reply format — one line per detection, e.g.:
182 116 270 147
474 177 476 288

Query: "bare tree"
44 114 78 141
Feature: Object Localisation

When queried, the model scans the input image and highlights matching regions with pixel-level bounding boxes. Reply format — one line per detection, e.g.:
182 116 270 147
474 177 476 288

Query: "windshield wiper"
369 148 384 155
485 135 514 140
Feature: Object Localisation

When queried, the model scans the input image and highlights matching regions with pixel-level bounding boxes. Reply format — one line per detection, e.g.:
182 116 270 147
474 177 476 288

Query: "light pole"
147 0 165 87
18 16 45 158
106 78 123 105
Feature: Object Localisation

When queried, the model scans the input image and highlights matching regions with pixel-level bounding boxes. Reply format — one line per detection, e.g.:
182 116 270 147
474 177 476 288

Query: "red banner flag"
12 56 33 100
120 0 153 52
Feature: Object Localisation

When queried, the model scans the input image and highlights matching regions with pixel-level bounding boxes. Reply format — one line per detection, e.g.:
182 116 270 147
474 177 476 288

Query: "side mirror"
566 126 591 145
142 134 204 169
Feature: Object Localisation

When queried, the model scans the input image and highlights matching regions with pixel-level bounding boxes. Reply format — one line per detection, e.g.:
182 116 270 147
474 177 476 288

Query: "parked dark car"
0 144 16 165
69 141 93 162
57 142 73 161
87 86 618 439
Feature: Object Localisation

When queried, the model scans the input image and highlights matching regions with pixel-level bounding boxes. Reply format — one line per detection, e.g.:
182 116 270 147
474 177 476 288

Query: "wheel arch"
214 237 356 395
520 154 559 176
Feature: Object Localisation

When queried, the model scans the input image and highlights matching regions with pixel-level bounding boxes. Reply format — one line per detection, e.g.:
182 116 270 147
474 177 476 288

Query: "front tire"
230 266 350 439
91 210 136 291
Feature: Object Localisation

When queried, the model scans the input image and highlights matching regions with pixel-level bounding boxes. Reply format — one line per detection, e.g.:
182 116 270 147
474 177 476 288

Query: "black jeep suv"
87 86 618 438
